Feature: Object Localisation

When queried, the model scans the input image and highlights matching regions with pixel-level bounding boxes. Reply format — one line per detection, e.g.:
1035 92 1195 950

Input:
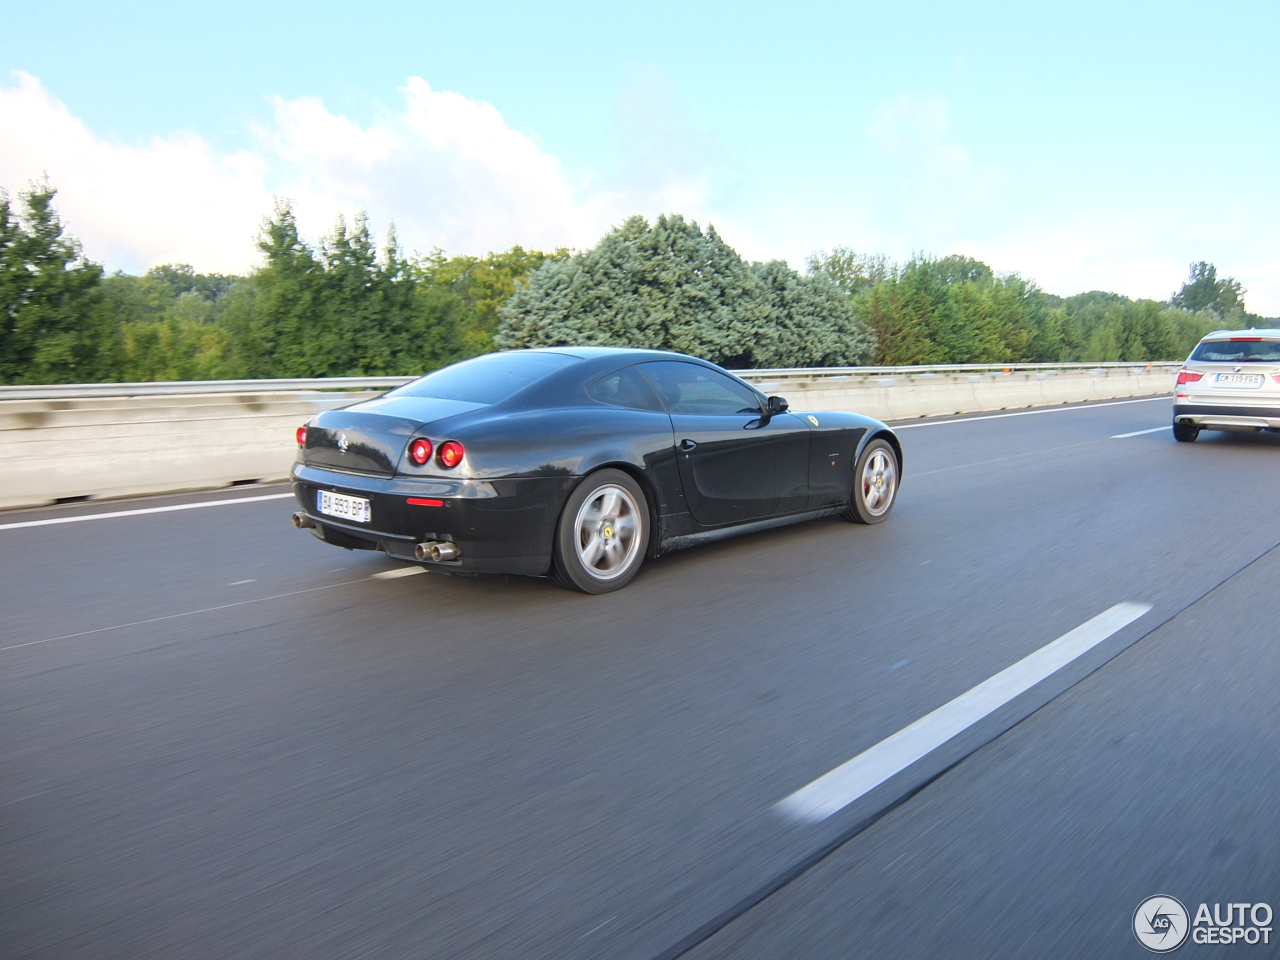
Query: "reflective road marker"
776 602 1152 823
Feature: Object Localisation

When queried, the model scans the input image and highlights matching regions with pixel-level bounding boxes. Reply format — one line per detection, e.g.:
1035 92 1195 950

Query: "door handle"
679 439 698 451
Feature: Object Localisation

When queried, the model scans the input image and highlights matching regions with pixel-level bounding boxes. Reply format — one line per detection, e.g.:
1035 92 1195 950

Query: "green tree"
748 260 875 367
0 183 116 383
411 245 568 359
497 215 874 367
498 214 766 363
805 247 891 296
101 265 246 380
825 255 1035 365
226 204 424 378
1172 261 1244 318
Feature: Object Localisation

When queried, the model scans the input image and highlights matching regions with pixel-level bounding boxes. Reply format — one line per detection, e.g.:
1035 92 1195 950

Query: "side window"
639 361 763 416
586 365 664 411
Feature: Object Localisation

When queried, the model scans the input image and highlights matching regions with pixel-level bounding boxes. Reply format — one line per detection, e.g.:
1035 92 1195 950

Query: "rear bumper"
291 464 576 576
1173 401 1280 430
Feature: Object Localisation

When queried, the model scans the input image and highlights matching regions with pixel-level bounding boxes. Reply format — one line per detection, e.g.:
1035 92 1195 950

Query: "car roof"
520 346 694 360
1200 328 1280 340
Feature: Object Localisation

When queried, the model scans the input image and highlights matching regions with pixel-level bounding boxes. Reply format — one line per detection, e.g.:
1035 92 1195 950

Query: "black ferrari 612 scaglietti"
291 348 901 593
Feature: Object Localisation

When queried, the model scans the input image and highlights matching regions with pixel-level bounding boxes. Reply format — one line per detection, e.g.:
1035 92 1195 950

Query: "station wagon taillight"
409 438 433 465
1176 370 1204 385
296 425 307 446
438 441 465 469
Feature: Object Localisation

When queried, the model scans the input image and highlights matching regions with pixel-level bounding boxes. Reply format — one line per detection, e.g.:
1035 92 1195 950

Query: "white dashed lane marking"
371 567 427 580
1111 426 1168 438
775 602 1152 823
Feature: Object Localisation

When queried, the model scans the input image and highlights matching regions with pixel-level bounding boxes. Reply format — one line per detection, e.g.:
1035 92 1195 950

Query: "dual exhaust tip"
415 540 461 562
293 513 459 563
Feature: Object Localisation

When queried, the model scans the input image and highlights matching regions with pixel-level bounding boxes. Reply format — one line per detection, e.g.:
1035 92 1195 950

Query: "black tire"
842 438 900 525
551 469 649 594
1173 420 1199 443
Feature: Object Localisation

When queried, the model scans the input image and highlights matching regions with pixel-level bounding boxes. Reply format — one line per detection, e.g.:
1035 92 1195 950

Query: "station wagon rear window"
1190 339 1280 362
388 352 580 405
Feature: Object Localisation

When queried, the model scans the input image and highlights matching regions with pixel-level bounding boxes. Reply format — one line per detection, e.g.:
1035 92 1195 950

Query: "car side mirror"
767 395 789 415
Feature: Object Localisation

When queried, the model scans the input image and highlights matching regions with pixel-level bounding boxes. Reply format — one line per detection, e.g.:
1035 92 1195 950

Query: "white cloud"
0 72 609 273
0 71 271 273
258 77 599 258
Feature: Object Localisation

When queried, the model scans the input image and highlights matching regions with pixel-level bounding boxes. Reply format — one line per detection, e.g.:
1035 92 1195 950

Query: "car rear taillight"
1176 370 1204 385
1273 374 1280 384
438 441 465 468
296 425 307 446
1230 336 1263 342
409 438 433 465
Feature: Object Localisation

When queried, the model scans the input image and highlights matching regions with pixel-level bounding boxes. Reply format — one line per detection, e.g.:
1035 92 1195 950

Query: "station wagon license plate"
318 490 372 523
1215 373 1263 387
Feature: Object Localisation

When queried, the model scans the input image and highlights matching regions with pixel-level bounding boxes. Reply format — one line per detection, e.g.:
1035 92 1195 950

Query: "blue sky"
2 0 1277 311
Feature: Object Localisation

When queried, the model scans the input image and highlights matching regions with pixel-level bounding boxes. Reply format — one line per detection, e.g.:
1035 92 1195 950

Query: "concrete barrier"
0 388 384 510
0 364 1177 509
749 363 1178 420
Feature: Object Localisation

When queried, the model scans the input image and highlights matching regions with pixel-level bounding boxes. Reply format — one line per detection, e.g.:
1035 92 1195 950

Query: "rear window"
1190 339 1280 362
387 352 580 405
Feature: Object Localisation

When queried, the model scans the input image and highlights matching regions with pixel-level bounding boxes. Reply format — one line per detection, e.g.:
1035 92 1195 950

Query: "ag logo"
1134 896 1190 952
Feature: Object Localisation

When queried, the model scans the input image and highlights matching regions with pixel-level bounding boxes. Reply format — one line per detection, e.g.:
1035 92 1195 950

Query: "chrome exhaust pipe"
292 512 315 529
431 542 461 562
415 540 461 562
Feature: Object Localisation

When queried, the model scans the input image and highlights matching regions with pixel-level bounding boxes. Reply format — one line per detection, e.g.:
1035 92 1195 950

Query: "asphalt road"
2 396 1278 959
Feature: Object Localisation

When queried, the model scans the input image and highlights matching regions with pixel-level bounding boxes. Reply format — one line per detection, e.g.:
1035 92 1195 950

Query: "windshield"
387 352 580 405
1190 339 1280 362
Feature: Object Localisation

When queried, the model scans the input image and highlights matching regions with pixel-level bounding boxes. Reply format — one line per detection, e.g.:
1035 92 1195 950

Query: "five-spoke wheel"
553 469 649 593
844 438 900 524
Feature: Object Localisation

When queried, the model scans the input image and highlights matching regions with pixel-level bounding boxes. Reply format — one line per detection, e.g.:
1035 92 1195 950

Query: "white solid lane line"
1111 426 1168 439
893 395 1170 429
775 602 1152 823
0 493 295 531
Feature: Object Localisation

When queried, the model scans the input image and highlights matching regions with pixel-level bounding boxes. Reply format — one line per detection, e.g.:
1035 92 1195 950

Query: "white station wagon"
1172 329 1280 442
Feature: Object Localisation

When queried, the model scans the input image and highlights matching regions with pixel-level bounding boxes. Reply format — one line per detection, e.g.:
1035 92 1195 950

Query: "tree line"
1 181 1268 384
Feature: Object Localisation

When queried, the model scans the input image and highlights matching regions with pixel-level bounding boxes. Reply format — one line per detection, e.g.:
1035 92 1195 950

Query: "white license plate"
318 490 372 523
1215 374 1263 387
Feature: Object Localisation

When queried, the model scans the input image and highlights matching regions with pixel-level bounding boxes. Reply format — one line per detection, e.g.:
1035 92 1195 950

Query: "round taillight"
409 438 433 466
438 440 465 469
296 425 307 446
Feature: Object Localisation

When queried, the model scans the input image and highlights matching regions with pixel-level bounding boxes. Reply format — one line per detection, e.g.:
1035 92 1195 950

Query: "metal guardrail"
0 362 1181 401
741 361 1181 380
0 377 415 401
